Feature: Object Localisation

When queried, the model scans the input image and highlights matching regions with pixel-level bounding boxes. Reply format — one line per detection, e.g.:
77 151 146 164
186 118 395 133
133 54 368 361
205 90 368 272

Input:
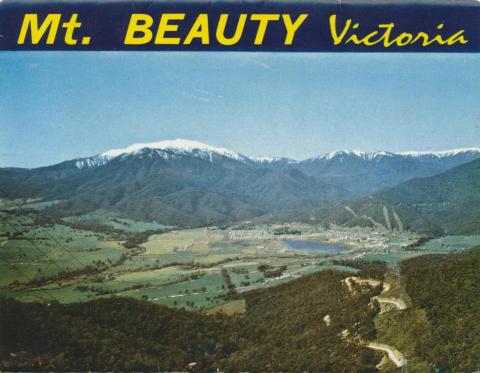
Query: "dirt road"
344 276 408 368
374 296 408 310
368 342 407 368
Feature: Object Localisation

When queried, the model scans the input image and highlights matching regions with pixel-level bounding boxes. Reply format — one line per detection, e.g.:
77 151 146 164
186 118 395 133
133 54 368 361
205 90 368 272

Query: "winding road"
368 342 407 368
343 276 408 368
374 296 407 310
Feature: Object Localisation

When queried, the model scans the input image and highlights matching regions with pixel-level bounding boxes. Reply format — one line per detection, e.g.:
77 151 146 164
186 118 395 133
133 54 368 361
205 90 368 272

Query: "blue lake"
282 240 347 254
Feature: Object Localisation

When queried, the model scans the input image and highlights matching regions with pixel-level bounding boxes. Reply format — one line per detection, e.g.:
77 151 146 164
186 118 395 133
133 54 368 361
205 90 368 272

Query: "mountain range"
1 139 479 232
274 158 480 235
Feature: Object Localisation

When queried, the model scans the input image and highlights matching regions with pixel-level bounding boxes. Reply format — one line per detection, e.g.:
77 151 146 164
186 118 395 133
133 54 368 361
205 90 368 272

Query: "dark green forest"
1 250 480 372
401 247 480 372
0 269 382 372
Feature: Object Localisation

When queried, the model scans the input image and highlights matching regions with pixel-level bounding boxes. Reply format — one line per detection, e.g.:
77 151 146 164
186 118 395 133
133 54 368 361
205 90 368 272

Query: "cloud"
251 59 271 70
232 54 272 70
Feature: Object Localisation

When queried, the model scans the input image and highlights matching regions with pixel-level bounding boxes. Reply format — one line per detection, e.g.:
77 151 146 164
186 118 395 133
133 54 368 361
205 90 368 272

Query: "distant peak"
322 150 360 160
100 139 245 161
398 147 480 158
252 156 296 164
314 148 480 161
318 150 396 161
73 141 480 170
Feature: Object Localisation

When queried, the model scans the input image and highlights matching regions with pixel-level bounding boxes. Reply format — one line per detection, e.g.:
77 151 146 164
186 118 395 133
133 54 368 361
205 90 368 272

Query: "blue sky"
1 52 479 168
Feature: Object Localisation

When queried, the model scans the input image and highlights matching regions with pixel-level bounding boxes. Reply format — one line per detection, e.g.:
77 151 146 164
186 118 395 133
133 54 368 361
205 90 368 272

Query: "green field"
0 212 128 287
2 199 476 311
418 235 480 252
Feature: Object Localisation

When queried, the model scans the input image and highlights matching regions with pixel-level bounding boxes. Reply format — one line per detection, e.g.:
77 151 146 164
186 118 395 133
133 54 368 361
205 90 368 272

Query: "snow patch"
252 156 296 164
101 139 245 161
398 147 480 158
74 155 113 169
73 139 480 170
318 150 396 161
312 147 480 162
253 156 280 163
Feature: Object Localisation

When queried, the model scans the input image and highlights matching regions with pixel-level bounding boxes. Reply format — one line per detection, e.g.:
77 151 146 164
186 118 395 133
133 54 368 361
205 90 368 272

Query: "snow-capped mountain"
73 139 249 170
309 148 480 162
100 139 249 162
398 148 480 158
0 139 478 228
71 139 480 172
66 140 480 197
312 150 396 161
297 147 480 195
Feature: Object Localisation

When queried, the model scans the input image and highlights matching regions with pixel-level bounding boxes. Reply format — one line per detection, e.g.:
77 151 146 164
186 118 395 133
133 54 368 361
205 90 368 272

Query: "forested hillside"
0 269 382 372
401 247 480 372
378 159 480 234
2 248 480 372
273 158 480 235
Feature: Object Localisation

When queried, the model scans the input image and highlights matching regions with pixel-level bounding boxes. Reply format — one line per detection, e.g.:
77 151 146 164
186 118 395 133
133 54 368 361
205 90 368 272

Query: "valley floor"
1 198 480 311
2 198 480 371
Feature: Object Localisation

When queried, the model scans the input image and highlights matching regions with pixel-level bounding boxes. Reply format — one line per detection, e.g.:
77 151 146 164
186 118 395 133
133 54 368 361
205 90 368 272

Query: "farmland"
2 198 480 310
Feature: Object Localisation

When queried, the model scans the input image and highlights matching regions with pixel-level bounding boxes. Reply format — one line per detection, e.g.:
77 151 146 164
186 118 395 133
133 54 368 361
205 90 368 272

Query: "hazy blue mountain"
294 149 480 196
275 158 480 235
377 158 480 234
1 140 478 229
0 140 349 227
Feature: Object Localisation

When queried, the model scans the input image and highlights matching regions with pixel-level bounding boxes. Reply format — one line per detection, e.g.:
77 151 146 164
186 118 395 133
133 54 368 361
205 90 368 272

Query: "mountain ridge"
1 139 478 230
60 140 480 171
272 158 480 235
